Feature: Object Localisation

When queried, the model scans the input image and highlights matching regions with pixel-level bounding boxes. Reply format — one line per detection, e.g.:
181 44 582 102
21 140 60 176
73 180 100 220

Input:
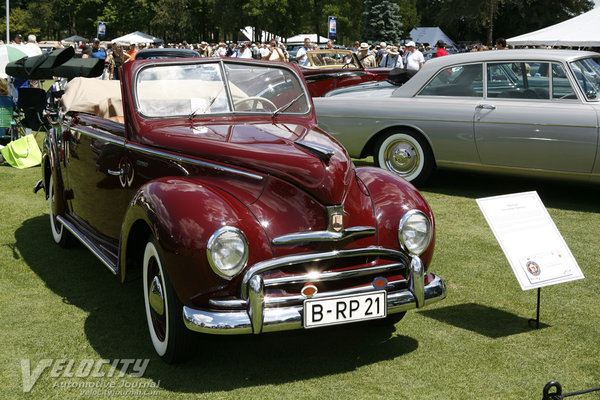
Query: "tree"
398 0 420 35
361 0 403 44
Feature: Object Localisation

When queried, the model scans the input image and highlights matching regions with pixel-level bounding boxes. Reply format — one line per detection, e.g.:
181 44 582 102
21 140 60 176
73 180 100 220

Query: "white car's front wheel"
375 131 434 186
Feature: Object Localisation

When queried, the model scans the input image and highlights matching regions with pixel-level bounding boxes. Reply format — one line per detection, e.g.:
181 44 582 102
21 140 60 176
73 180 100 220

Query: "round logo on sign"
526 261 541 276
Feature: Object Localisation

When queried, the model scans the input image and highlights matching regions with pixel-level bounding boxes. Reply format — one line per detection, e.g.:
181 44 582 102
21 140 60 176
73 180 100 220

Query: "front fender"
356 167 435 269
120 176 273 306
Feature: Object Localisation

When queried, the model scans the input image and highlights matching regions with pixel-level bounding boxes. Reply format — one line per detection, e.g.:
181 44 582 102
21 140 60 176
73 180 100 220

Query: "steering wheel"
234 97 277 112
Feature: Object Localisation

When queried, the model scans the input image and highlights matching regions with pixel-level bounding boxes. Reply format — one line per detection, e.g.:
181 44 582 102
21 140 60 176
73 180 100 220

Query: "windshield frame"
569 56 600 102
133 58 312 119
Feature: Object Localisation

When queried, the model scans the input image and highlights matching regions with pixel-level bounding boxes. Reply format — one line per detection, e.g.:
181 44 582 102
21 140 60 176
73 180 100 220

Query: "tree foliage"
0 0 594 45
361 0 403 43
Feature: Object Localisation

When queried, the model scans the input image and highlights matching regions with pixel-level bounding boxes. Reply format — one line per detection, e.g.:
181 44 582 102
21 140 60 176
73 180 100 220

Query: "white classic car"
315 49 600 185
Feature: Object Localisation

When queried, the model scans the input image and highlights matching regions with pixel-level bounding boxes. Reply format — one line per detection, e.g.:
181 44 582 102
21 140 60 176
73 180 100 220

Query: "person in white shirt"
295 37 311 67
403 41 424 71
379 46 403 68
237 42 252 58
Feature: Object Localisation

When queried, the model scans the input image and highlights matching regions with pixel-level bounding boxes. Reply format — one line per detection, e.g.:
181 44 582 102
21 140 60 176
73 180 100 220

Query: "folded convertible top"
5 47 104 79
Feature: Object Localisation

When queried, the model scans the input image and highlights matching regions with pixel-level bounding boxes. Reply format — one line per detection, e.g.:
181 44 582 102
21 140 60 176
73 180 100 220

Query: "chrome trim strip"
248 276 264 334
295 140 335 160
240 247 410 299
410 256 425 308
264 279 407 307
56 216 118 275
70 126 126 146
182 273 446 335
125 142 263 181
262 262 406 287
208 298 247 309
272 226 376 245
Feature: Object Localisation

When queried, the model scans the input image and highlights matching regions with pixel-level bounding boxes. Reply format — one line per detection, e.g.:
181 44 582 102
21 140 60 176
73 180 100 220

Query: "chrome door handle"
107 168 123 176
476 104 496 110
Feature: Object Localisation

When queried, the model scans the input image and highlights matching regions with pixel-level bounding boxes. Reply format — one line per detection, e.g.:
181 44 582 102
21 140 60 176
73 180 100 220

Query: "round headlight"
207 226 249 279
398 210 432 256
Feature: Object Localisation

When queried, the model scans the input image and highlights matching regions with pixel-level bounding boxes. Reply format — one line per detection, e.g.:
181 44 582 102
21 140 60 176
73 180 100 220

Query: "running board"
56 215 118 275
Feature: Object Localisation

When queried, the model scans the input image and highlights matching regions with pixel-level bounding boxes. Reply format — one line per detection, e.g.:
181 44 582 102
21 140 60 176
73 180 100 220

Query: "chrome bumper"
183 254 446 335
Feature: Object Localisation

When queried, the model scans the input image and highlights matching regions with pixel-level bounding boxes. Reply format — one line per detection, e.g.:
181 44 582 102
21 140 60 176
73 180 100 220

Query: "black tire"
374 130 434 186
48 174 74 247
143 235 191 363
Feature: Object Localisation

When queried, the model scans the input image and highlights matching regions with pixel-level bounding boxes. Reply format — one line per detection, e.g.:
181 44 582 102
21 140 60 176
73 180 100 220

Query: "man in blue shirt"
91 38 106 60
295 38 311 67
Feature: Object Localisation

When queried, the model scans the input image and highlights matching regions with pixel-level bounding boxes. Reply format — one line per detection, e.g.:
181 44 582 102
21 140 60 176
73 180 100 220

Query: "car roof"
396 49 599 97
135 48 200 59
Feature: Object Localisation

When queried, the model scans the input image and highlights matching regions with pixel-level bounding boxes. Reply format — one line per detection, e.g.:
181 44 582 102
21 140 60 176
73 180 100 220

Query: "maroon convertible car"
39 57 445 362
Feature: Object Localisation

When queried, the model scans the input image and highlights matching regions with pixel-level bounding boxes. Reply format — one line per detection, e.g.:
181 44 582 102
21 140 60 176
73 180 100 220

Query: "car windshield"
135 61 310 117
569 56 600 101
307 51 358 68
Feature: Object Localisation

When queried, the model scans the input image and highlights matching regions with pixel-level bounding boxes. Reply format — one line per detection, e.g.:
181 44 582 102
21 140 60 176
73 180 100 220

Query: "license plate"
303 291 387 328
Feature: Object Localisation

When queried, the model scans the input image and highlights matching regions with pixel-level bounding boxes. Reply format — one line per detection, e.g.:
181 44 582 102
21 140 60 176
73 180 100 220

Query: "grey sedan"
314 50 600 185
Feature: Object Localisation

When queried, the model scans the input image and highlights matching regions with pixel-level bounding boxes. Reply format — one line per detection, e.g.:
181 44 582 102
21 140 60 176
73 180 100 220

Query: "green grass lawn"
1 155 599 399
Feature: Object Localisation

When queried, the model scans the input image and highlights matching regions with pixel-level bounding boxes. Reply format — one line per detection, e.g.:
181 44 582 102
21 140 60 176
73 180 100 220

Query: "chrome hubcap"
385 140 419 176
149 276 165 317
147 258 166 341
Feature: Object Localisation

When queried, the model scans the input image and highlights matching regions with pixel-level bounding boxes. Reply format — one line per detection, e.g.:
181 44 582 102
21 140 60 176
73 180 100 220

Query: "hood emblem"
327 206 344 233
332 214 343 232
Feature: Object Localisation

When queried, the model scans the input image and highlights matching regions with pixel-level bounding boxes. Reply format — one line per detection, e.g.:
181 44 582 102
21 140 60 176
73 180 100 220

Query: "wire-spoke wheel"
375 131 434 186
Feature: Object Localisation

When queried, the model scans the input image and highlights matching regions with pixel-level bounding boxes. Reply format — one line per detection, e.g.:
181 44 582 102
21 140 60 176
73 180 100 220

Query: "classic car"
37 57 446 362
301 49 392 97
314 49 600 185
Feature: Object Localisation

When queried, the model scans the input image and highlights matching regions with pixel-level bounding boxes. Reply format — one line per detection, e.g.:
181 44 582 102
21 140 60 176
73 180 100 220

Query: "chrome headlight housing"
398 210 432 256
207 226 249 279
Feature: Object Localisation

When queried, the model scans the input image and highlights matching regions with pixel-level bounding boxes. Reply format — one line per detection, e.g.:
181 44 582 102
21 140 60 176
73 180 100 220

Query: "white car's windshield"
570 57 600 101
135 61 310 117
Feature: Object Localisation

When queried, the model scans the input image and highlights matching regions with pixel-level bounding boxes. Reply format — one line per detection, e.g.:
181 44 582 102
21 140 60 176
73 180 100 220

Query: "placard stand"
528 288 541 329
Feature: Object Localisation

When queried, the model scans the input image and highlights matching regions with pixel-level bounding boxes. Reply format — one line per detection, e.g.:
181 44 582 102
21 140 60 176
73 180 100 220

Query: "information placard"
476 191 584 290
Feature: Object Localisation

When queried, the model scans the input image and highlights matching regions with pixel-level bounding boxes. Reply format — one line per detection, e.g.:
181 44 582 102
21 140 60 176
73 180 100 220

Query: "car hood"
138 120 354 205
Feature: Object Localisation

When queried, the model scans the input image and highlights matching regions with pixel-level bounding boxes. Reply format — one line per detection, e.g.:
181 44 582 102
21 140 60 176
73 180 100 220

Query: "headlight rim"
207 226 249 279
398 209 432 256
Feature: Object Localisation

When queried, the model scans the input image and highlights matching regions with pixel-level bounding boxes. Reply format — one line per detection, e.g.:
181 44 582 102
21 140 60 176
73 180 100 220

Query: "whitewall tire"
375 131 434 186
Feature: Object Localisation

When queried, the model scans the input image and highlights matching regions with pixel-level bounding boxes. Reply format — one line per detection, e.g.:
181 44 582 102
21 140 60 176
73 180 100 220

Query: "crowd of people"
5 32 517 83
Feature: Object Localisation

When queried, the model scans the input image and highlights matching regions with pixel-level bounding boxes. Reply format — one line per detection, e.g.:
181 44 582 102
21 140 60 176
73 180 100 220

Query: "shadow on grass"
419 303 548 338
15 215 419 393
354 159 600 213
424 170 600 213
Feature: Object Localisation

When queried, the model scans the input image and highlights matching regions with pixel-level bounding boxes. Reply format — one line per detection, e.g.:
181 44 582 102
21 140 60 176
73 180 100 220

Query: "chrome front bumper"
183 251 446 335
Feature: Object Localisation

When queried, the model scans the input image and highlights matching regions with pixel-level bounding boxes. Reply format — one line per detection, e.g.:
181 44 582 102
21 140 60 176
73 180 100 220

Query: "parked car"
135 48 200 59
314 49 600 185
301 49 392 97
39 57 446 362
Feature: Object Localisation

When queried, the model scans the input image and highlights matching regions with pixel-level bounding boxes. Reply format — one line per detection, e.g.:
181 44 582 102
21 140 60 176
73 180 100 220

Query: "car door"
474 61 598 173
63 115 129 244
413 63 485 164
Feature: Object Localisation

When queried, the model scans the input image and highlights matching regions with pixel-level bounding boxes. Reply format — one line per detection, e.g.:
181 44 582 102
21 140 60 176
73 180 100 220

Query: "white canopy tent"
507 7 600 47
111 31 164 45
239 27 282 43
286 33 329 45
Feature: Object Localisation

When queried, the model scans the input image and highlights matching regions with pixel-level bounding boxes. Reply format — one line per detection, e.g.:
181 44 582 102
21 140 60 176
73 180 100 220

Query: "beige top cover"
61 77 124 118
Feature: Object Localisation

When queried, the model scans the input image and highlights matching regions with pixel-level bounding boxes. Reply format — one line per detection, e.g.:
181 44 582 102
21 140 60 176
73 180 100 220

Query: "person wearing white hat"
403 41 424 71
357 42 376 68
379 46 403 68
